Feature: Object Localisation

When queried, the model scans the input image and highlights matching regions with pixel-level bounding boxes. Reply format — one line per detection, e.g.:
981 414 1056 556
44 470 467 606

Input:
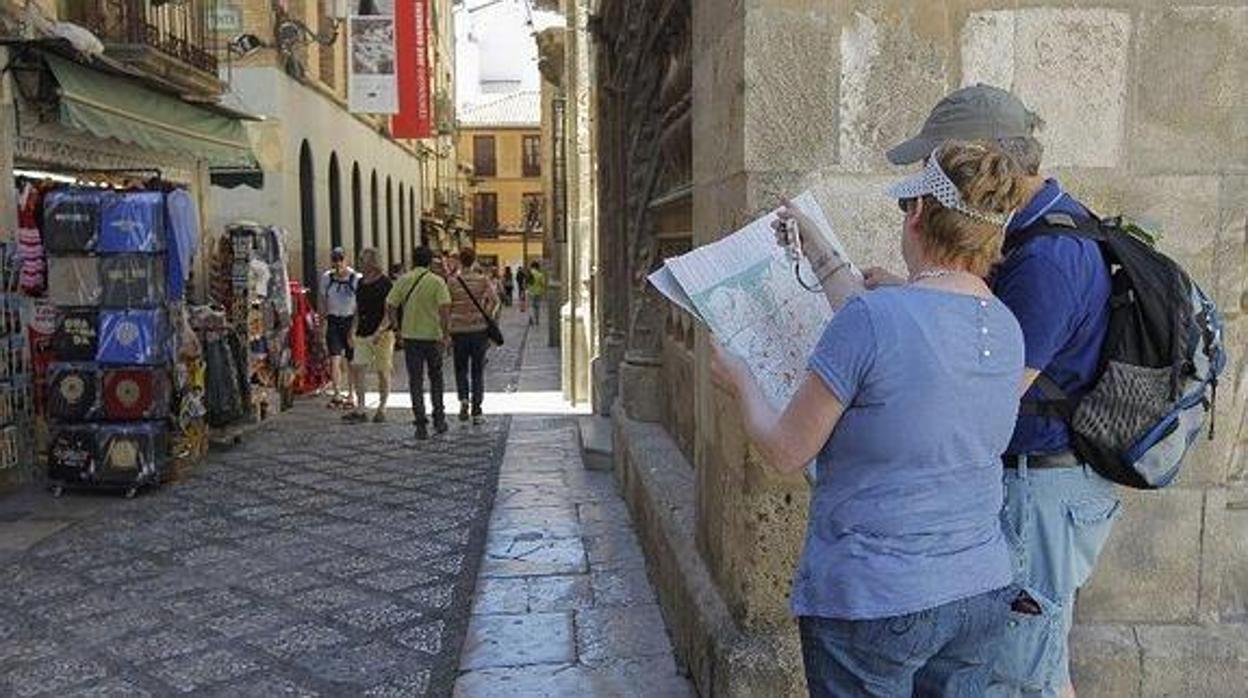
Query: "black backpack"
1005 213 1227 489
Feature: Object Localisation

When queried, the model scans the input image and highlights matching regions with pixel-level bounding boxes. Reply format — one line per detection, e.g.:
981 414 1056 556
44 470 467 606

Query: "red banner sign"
392 0 433 139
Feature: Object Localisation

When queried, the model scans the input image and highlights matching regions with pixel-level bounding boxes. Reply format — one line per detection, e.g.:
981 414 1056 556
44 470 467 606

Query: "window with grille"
522 135 541 177
474 136 497 177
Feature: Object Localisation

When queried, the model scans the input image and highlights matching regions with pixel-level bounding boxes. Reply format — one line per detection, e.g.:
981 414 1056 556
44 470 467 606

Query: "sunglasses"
898 197 916 213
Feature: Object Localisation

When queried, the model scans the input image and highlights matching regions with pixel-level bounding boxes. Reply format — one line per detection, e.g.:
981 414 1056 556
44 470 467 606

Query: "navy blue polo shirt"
993 179 1111 455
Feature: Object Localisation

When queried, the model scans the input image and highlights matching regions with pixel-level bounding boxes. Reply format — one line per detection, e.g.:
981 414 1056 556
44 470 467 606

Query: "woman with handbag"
448 247 502 425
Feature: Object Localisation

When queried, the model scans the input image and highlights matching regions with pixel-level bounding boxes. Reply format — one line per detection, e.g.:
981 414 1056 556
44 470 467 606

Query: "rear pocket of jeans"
992 586 1064 692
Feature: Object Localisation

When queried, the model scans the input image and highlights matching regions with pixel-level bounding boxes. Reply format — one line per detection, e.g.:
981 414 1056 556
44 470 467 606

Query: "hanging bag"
457 276 504 347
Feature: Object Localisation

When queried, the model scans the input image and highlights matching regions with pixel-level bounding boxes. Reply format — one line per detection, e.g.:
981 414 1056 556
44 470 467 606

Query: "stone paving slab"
0 312 532 697
453 331 693 696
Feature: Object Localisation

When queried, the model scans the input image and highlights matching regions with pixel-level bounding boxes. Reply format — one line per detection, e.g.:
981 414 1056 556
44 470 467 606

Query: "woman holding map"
712 141 1028 697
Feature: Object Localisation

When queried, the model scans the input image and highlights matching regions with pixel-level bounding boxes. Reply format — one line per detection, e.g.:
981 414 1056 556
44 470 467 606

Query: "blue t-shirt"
993 179 1110 455
793 288 1022 620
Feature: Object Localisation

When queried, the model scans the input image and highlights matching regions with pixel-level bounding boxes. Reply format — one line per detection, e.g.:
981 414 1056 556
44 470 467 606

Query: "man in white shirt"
320 247 362 408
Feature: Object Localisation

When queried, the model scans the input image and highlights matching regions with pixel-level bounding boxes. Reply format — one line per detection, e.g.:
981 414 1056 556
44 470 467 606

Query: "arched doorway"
370 170 380 251
413 189 422 248
386 177 395 268
298 140 317 296
351 163 363 254
398 183 406 269
328 152 342 251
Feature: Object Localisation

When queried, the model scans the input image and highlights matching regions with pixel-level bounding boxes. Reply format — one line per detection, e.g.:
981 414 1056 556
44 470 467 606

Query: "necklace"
910 268 960 283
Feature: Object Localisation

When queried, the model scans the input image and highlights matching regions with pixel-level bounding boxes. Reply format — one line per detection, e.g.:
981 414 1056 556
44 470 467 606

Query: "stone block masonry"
610 2 1248 697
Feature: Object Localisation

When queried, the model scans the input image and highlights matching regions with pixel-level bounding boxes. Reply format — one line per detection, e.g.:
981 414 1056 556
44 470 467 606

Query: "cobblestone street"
0 310 691 697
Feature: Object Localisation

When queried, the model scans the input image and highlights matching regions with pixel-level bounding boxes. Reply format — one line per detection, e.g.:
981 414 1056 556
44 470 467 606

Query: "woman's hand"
772 200 842 276
773 199 865 308
862 266 905 289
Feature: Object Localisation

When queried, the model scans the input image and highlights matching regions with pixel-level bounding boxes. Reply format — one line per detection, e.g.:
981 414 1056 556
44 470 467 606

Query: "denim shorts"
988 460 1121 698
800 587 1012 698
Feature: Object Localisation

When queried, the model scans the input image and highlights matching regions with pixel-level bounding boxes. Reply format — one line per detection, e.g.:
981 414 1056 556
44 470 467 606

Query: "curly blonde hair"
916 141 1029 277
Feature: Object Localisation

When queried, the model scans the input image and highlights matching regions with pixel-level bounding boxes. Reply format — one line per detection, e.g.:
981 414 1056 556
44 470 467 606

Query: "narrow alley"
0 310 691 697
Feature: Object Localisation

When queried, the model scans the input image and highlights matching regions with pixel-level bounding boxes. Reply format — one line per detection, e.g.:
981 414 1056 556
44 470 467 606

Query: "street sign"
215 5 243 34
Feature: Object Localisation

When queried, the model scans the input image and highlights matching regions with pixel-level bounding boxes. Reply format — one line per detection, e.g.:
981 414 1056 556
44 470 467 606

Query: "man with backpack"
386 246 453 441
320 247 362 410
874 84 1225 698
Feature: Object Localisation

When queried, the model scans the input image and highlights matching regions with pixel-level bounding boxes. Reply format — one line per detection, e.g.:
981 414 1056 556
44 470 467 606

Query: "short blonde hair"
358 247 381 272
917 141 1028 277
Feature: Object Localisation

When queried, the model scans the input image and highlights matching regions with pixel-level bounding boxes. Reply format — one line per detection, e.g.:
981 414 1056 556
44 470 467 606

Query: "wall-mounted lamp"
226 32 266 58
275 17 340 53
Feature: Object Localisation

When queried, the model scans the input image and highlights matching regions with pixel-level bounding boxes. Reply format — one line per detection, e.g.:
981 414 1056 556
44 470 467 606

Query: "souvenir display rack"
203 222 294 424
30 182 196 497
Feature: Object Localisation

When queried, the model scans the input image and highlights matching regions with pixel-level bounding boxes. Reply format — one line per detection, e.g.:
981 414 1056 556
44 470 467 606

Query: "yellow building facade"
456 92 544 272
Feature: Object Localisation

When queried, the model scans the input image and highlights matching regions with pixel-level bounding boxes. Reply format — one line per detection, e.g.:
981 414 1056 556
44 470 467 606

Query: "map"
650 191 860 409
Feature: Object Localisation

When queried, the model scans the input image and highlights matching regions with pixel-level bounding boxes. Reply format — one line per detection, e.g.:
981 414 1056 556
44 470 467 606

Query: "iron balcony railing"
67 0 219 75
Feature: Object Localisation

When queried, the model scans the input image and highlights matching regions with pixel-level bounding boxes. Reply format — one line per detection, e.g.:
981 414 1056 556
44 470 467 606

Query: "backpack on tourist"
1005 213 1227 489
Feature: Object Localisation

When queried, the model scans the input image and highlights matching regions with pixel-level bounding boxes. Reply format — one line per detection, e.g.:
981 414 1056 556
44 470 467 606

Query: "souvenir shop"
0 46 295 496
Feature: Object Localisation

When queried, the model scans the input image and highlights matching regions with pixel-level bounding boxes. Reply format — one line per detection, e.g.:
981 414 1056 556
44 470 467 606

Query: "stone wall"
615 1 1247 696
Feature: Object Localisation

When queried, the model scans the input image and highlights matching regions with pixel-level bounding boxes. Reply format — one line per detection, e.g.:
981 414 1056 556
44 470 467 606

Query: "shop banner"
392 0 433 138
348 3 398 114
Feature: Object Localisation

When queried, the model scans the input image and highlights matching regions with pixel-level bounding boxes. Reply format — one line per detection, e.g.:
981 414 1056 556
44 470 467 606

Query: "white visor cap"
885 149 1010 227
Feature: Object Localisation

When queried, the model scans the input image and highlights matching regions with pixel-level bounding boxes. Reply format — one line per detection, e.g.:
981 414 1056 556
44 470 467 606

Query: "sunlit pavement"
0 308 691 697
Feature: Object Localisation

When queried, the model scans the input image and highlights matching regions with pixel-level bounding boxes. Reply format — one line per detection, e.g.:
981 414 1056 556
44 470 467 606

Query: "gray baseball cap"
886 84 1041 165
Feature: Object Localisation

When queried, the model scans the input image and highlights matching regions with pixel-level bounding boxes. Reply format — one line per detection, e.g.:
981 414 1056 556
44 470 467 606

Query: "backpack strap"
1002 212 1104 256
1006 212 1106 423
1018 373 1078 420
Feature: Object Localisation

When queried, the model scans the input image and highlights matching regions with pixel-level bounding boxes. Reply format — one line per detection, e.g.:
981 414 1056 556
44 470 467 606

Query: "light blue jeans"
988 459 1121 697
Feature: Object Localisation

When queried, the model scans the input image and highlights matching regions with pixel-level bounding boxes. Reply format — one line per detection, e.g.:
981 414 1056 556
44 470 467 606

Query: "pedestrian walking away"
319 247 362 410
526 260 546 327
516 264 530 311
713 141 1030 698
879 84 1122 698
501 265 515 307
387 246 453 441
448 247 501 425
343 247 395 424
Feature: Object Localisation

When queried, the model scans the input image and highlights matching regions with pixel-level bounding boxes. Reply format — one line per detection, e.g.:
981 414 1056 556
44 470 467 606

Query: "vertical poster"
348 1 398 113
392 0 433 138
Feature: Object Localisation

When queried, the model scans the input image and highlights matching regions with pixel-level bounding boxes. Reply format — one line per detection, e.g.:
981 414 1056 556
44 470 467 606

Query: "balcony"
65 1 223 96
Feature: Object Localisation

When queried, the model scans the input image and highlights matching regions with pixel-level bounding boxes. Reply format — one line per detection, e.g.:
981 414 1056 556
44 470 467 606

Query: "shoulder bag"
458 276 505 346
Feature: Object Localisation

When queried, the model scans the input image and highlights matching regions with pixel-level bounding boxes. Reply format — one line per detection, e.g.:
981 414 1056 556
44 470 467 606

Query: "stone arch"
370 170 380 250
351 162 364 254
386 176 395 268
328 152 342 251
298 140 318 295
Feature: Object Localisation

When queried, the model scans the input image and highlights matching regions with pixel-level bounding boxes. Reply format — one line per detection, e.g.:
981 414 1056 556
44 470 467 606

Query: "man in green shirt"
386 246 452 440
527 260 547 327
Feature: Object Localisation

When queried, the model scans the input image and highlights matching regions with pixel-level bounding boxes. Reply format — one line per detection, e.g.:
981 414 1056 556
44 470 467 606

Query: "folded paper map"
649 191 860 406
648 192 861 481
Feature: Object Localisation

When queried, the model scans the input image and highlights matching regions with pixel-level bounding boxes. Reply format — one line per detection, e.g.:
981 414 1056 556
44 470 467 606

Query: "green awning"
45 54 257 167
